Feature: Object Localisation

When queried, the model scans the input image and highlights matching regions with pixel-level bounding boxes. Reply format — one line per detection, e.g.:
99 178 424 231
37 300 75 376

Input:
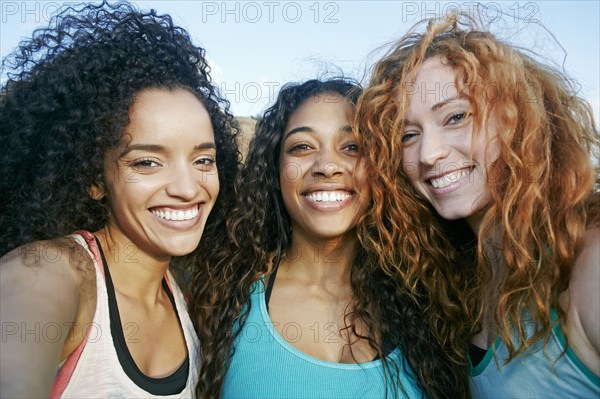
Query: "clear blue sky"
1 1 598 118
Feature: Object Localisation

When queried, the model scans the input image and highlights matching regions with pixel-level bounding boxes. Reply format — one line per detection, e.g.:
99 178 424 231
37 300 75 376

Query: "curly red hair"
356 12 599 365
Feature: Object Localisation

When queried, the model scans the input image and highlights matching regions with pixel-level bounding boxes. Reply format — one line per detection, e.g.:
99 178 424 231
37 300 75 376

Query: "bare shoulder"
570 227 600 300
0 236 97 397
1 236 96 288
569 226 600 326
564 226 600 375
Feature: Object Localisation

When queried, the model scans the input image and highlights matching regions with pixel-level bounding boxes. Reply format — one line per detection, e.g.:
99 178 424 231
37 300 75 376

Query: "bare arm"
0 240 84 398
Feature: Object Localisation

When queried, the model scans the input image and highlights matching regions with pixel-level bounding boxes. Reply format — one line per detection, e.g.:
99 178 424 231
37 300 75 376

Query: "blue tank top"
470 310 600 398
222 280 423 398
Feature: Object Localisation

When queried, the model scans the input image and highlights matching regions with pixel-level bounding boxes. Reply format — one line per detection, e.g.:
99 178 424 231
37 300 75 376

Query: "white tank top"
50 231 199 398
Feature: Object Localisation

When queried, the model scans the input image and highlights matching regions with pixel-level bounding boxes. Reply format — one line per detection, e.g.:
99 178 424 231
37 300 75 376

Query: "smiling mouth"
150 205 199 221
303 190 353 203
427 167 473 189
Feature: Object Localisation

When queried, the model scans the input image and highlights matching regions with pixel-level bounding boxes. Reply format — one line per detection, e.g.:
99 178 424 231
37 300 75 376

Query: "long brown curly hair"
188 78 471 398
356 11 599 370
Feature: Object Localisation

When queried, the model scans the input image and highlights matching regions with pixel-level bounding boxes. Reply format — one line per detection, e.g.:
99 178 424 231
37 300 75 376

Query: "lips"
426 167 473 189
303 190 353 202
149 205 199 221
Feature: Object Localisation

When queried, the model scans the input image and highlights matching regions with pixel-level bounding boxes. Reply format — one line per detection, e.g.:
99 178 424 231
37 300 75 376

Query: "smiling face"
401 57 500 232
279 93 370 241
96 88 219 261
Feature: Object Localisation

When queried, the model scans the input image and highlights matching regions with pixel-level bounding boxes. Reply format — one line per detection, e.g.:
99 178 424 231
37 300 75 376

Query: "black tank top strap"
469 343 488 368
264 262 279 311
95 237 188 395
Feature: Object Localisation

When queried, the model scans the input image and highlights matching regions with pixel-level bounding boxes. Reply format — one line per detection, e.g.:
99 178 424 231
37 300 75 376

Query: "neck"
280 228 358 286
94 226 170 304
466 208 485 235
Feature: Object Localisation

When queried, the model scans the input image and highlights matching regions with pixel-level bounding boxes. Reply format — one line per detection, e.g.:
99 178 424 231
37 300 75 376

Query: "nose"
165 162 202 200
419 129 450 166
311 148 346 181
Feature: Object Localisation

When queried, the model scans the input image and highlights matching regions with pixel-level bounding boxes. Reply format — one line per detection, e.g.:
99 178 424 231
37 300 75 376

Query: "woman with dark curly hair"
0 2 239 398
188 78 469 398
356 12 599 398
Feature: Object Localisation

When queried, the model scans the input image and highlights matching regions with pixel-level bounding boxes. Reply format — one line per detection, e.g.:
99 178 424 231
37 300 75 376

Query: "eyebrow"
119 142 216 158
403 95 468 126
283 125 353 141
431 95 468 112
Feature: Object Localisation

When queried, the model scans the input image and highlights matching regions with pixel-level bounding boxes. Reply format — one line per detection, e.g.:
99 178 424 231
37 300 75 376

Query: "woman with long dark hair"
0 2 239 397
189 78 469 398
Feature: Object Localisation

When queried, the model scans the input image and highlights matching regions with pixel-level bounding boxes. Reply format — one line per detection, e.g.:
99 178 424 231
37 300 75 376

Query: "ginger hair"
356 12 598 366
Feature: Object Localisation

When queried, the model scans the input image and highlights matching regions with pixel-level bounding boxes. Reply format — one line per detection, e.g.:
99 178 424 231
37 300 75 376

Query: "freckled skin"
401 57 500 231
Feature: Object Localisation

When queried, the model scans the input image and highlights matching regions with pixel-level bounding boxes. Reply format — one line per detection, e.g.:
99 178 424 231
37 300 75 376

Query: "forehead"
404 57 463 114
129 89 202 123
415 56 457 84
124 88 213 143
285 93 353 130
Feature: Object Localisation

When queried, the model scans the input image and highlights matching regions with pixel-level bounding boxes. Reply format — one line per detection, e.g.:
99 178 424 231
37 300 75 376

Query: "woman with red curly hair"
356 13 599 398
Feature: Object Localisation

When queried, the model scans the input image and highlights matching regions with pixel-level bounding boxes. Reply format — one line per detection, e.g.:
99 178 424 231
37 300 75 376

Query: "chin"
312 227 356 240
163 236 203 257
437 212 468 222
170 247 197 257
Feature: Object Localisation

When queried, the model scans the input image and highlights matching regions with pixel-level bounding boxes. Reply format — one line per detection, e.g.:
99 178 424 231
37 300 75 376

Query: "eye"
194 156 216 171
446 112 469 126
341 142 360 155
287 143 313 153
343 143 359 152
401 130 419 144
131 158 161 169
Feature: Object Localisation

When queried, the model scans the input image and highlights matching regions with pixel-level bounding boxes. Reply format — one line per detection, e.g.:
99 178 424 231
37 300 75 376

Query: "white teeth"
151 206 199 221
429 169 470 188
304 191 352 202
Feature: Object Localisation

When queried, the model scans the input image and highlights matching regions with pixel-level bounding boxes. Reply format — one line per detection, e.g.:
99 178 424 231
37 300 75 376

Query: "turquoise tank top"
222 280 423 398
470 310 600 398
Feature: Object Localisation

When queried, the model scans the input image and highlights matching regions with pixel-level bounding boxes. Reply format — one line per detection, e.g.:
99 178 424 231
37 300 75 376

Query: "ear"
89 183 105 200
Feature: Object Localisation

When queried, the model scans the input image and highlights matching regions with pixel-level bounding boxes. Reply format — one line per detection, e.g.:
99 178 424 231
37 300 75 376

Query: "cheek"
278 168 296 207
483 134 501 165
279 156 305 197
353 164 371 198
206 171 220 197
355 188 371 217
279 159 303 187
348 164 371 220
401 157 420 185
103 175 141 210
477 112 502 164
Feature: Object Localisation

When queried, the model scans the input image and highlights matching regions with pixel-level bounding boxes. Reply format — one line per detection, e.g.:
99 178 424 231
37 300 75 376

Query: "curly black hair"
0 1 240 258
188 78 468 398
188 78 360 397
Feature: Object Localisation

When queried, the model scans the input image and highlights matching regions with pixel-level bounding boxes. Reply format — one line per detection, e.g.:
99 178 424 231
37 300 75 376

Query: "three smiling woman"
1 3 598 399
